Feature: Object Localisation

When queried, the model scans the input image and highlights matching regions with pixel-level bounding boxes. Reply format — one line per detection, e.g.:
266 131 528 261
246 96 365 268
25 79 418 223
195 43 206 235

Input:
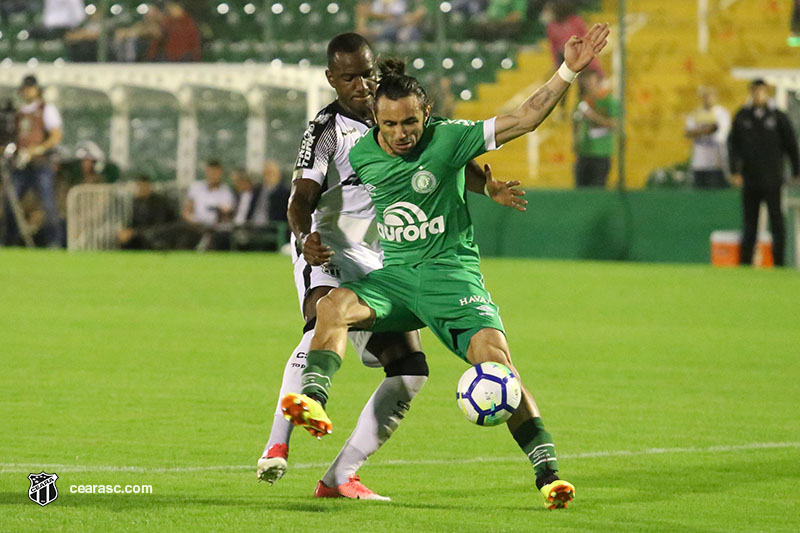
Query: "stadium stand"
456 0 797 188
0 0 794 189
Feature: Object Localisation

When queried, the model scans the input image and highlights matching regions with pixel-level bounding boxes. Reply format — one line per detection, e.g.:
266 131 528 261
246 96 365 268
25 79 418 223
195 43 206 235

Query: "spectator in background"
232 168 258 226
176 159 233 250
572 70 617 187
3 75 64 247
183 159 234 226
257 160 290 224
145 1 202 61
58 141 120 188
64 10 103 62
355 0 426 44
685 87 731 189
729 79 800 267
471 0 528 40
118 174 177 249
543 1 604 78
42 0 86 37
114 3 164 62
791 0 800 40
233 161 290 226
74 141 106 184
1 0 38 18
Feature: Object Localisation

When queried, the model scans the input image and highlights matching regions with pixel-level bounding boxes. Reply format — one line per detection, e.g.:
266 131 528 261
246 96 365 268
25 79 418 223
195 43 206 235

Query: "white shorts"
290 234 384 368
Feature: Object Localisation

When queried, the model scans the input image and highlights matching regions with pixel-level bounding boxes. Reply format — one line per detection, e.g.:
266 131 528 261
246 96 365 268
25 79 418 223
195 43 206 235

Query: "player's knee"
315 290 350 328
467 328 511 366
384 351 429 377
481 347 512 367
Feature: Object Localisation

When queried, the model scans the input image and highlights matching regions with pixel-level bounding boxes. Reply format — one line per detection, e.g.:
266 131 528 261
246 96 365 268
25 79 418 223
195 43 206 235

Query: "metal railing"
66 181 181 251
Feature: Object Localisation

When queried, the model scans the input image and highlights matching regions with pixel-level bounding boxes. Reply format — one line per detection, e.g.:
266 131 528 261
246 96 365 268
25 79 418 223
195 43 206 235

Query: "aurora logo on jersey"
377 202 444 243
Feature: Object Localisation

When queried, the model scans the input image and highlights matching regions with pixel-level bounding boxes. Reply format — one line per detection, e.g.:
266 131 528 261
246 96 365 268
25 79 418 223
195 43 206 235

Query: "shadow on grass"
0 492 335 513
0 490 513 513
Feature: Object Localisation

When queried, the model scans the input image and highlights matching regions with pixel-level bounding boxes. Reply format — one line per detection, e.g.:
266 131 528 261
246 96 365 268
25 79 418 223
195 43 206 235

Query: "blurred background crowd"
0 0 798 263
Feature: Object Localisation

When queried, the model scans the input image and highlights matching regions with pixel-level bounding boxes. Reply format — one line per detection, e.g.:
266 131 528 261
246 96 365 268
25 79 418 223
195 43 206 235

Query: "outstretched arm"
464 161 527 212
494 23 610 147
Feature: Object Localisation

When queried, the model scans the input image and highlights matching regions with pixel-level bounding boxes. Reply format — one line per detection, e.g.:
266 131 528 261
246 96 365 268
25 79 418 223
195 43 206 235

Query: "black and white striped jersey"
292 101 382 276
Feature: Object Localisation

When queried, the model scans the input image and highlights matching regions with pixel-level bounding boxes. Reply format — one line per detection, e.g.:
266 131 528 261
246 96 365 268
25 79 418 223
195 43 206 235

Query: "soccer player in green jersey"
281 23 610 508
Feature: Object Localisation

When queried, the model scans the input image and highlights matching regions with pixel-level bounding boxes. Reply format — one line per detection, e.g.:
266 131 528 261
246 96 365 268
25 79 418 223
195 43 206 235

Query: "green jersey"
574 94 618 158
349 117 498 267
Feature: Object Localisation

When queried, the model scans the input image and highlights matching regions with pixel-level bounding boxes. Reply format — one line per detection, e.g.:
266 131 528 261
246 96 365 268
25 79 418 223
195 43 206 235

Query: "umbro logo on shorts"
377 202 444 243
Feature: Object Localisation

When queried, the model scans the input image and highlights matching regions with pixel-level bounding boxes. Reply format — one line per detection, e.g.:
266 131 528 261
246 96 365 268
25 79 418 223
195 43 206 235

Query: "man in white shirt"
182 159 234 226
685 87 731 189
3 75 63 247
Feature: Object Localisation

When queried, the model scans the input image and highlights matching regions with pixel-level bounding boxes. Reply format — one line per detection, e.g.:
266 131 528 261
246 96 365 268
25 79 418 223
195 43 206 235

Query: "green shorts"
342 259 505 360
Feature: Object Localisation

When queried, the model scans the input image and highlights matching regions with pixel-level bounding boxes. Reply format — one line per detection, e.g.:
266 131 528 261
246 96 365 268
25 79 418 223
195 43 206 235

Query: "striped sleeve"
294 112 337 185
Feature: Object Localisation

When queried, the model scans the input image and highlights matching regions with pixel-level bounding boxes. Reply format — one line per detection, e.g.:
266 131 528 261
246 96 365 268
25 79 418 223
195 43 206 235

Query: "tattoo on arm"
526 87 557 111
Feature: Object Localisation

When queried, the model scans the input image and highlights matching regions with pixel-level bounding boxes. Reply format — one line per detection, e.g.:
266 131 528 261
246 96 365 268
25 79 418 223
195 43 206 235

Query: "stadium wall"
469 189 769 264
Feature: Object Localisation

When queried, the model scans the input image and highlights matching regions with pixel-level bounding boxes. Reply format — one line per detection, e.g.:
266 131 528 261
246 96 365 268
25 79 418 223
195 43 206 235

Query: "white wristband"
484 183 490 197
557 62 578 83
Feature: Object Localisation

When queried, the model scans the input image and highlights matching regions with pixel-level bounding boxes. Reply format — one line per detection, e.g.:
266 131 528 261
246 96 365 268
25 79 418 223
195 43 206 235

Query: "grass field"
2 249 799 531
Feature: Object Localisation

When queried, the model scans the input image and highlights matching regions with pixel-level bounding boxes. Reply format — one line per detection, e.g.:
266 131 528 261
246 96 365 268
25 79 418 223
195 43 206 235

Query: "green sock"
301 350 342 405
511 417 559 488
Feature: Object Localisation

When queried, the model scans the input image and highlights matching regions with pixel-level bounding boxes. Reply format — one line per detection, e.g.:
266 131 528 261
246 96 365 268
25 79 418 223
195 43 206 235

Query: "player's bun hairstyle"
376 58 430 109
327 33 372 68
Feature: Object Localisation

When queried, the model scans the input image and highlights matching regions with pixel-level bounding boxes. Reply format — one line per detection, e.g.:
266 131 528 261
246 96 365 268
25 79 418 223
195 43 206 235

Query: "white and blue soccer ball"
456 362 522 426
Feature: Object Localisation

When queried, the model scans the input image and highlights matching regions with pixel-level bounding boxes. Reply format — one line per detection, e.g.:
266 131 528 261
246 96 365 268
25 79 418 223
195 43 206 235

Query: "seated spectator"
64 10 104 62
117 174 178 249
685 87 731 189
356 0 426 44
230 161 290 250
59 141 120 186
1 0 38 18
28 0 86 40
75 141 107 184
248 160 289 225
232 168 257 226
44 0 86 31
179 159 234 250
145 1 202 62
183 159 233 225
113 3 164 62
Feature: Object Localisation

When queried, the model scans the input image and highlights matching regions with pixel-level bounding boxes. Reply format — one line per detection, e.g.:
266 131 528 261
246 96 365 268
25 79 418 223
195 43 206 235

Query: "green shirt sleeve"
440 118 496 170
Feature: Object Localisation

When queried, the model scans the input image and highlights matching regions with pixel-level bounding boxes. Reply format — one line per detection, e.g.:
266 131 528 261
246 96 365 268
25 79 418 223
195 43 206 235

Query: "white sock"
263 329 314 456
322 374 427 486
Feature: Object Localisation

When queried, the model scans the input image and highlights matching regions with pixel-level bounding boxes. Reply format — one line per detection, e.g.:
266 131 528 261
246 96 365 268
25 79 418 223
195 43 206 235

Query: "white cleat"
257 443 288 485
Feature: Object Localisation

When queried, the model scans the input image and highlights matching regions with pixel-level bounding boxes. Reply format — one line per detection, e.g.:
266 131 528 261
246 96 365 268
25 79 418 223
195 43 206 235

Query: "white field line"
1 441 798 474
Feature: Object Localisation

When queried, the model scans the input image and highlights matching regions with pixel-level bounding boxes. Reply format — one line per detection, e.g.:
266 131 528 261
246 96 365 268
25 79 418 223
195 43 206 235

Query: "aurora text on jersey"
348 118 499 267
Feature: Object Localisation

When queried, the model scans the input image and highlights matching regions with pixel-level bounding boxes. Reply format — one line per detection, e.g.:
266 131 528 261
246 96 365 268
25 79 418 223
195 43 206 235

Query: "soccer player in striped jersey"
258 33 526 500
282 23 610 509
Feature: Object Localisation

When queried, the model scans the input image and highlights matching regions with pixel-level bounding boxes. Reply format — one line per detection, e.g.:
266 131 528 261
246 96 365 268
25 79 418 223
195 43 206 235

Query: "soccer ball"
456 362 522 426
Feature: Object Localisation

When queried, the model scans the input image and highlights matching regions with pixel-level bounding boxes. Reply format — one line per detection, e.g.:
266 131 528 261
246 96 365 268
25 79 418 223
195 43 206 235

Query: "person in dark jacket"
729 79 800 267
232 160 289 226
117 174 177 249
